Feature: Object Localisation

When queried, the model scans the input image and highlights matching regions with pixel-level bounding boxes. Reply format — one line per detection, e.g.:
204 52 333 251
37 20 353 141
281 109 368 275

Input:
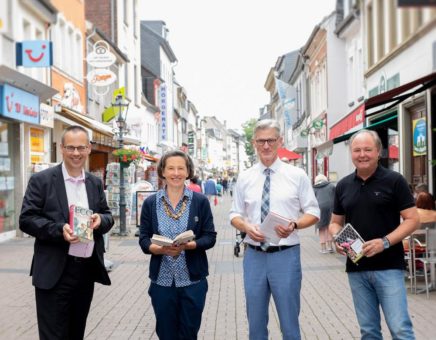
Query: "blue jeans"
348 270 415 340
243 245 302 340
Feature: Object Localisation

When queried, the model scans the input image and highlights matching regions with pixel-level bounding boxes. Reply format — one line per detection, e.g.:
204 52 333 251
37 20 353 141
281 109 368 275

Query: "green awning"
333 114 397 144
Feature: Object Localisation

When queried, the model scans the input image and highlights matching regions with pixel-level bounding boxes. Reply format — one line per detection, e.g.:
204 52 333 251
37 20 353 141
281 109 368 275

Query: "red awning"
329 104 365 140
277 148 302 160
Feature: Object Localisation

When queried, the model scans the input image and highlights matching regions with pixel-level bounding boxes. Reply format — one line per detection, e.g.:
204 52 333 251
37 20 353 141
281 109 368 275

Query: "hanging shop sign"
39 103 54 128
0 84 39 124
86 68 116 87
312 120 324 130
300 129 309 137
86 40 117 97
159 83 167 141
86 40 116 68
102 87 126 122
412 117 427 156
16 40 53 68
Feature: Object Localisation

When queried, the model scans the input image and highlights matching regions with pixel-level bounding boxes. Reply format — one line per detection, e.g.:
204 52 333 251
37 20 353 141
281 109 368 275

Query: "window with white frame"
52 15 83 82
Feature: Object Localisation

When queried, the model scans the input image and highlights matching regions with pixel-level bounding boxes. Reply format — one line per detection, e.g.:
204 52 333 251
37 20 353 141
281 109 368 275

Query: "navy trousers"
148 279 208 340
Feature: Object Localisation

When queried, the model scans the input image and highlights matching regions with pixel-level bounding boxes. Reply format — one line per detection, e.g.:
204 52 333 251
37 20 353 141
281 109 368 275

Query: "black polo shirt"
333 166 415 272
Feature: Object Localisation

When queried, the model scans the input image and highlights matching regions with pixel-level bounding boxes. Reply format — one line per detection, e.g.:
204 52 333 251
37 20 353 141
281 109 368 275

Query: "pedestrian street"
0 193 435 339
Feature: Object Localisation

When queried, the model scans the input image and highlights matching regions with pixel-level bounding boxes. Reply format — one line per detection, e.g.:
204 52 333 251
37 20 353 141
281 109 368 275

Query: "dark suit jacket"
19 164 114 289
139 192 216 282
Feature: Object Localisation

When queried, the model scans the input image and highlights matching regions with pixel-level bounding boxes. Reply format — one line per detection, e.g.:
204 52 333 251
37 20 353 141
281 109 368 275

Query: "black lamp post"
113 94 129 236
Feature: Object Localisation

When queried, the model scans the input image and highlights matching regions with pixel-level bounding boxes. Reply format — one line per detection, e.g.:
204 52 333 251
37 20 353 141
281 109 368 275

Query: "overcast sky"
139 0 336 130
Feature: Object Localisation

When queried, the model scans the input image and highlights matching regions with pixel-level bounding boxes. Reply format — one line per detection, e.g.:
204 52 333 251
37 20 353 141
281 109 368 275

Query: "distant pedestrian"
229 177 236 197
203 176 217 201
230 119 319 340
216 181 223 197
329 129 419 339
313 174 335 253
139 150 216 340
187 175 202 193
222 178 229 195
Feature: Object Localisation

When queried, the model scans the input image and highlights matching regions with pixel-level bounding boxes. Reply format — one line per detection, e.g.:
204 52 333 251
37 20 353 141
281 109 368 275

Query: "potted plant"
112 148 143 165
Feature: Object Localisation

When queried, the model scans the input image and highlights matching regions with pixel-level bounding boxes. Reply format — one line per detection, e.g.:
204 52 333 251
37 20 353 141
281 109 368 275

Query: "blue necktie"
260 168 271 250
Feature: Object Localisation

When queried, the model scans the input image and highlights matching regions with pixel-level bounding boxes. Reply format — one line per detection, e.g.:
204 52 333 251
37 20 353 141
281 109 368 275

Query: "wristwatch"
290 221 298 231
382 236 390 250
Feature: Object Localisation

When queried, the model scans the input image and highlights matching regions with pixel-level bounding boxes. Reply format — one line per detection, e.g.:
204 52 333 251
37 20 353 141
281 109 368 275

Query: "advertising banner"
159 83 167 141
412 117 427 156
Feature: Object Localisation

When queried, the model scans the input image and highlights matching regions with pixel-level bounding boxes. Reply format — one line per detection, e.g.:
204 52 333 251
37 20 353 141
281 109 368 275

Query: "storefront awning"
56 105 113 137
0 65 58 101
365 72 436 117
332 114 398 144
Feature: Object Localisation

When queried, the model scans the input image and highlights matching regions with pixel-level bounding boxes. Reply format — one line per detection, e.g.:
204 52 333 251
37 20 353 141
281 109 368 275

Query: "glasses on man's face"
255 138 278 146
63 145 89 153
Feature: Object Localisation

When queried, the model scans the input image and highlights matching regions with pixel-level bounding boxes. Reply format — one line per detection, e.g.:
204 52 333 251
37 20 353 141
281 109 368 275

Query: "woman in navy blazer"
139 150 216 340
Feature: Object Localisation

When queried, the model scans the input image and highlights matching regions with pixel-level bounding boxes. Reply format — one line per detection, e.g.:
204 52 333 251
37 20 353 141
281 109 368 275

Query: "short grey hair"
254 119 281 137
61 125 90 145
349 129 382 152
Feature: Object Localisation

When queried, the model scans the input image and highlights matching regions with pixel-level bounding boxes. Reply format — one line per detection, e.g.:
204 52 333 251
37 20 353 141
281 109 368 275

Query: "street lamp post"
113 94 129 236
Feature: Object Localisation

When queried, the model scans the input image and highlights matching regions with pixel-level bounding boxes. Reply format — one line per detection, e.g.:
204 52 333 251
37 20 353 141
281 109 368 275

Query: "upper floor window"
52 16 83 82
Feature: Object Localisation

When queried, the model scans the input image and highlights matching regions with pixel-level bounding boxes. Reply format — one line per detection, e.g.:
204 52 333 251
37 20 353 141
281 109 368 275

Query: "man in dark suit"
19 125 114 340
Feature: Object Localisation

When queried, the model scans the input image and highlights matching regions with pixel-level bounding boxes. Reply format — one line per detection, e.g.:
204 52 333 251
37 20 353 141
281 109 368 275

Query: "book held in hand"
333 223 365 264
151 230 195 246
69 205 94 243
259 211 293 245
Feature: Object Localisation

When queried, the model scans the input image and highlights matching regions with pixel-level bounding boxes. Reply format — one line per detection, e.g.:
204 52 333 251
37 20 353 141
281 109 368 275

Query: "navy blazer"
19 164 114 289
139 191 216 282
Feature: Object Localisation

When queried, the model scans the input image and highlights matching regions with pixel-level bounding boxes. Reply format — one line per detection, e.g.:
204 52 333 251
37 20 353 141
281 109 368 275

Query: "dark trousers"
35 257 95 340
148 279 208 340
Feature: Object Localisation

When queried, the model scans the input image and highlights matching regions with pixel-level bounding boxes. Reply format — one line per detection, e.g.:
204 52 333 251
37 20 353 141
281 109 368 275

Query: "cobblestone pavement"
1 194 435 339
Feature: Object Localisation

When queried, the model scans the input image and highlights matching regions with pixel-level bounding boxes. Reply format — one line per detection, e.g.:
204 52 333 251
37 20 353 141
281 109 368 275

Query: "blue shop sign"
16 40 53 68
0 84 40 124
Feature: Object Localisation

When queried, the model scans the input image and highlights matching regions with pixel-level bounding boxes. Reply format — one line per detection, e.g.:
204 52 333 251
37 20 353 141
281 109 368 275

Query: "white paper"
259 211 292 245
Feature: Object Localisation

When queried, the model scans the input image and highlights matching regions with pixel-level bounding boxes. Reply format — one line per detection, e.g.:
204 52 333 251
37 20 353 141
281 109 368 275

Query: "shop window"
0 121 17 234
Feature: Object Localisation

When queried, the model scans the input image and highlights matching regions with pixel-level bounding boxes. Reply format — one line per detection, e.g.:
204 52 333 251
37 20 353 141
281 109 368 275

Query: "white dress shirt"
229 158 320 246
62 163 89 209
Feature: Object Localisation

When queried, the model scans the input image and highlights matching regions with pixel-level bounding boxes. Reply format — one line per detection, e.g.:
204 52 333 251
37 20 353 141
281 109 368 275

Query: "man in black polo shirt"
329 129 419 340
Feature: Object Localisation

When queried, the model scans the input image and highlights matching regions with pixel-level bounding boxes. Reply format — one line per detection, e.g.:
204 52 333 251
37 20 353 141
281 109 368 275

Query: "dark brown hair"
416 192 435 210
157 150 195 180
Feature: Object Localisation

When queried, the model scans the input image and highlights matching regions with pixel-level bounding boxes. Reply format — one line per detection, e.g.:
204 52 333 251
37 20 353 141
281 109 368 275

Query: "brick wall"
85 0 113 40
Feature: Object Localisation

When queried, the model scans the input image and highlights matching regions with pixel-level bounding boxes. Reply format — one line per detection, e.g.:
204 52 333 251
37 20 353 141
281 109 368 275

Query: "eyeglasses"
255 139 278 146
63 145 89 153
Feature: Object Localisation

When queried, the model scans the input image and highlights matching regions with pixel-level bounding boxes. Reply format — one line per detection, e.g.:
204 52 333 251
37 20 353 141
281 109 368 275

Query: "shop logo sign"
86 68 117 87
0 84 39 124
16 40 53 67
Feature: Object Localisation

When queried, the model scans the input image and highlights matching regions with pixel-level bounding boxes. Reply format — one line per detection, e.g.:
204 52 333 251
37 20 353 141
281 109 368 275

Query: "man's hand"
362 238 384 257
90 213 101 230
275 222 295 239
244 223 265 242
63 224 79 244
333 240 347 256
